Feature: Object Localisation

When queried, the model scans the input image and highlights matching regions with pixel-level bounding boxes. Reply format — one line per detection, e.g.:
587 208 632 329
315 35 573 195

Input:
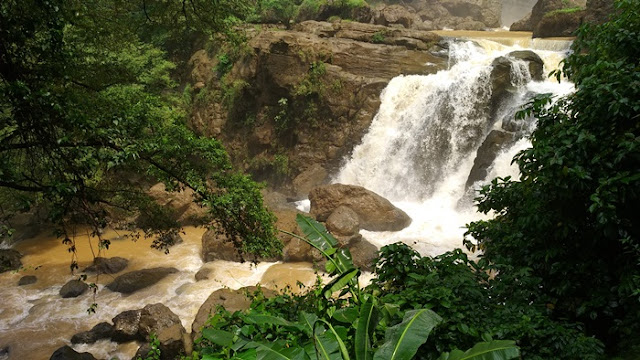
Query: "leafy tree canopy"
0 0 281 262
466 0 639 352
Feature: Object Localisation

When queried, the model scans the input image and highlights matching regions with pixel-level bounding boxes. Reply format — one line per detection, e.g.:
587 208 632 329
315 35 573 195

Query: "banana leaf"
437 340 520 360
373 309 442 360
355 297 378 360
323 268 360 299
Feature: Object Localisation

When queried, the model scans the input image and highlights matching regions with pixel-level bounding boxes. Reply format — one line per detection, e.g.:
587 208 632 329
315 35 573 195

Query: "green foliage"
543 7 584 18
465 0 640 353
0 0 281 259
136 334 162 360
371 243 604 359
371 31 386 44
194 217 521 360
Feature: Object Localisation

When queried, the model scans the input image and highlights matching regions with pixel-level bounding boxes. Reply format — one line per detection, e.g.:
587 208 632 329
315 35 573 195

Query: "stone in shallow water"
70 322 114 344
18 275 37 286
59 280 89 298
105 267 178 294
49 345 96 360
84 256 129 274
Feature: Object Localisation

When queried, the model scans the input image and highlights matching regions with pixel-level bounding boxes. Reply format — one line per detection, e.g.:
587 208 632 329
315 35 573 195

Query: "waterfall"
334 39 574 256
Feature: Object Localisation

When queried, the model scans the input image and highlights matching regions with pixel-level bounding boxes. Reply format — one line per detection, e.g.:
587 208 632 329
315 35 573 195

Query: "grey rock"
112 309 143 342
106 267 178 294
70 322 114 344
59 280 89 298
49 346 96 360
84 256 129 274
18 275 37 286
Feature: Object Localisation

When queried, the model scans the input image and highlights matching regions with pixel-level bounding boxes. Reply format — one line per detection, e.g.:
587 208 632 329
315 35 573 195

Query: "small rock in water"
84 256 128 274
70 322 114 344
106 267 178 294
49 345 96 360
18 275 37 286
194 268 211 281
59 280 89 298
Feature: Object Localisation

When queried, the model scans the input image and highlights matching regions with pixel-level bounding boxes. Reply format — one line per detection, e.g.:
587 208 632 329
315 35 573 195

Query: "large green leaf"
323 268 360 299
355 297 378 360
247 341 308 360
325 248 356 275
373 309 442 360
332 307 359 324
295 214 339 255
437 340 520 360
299 311 319 337
202 328 235 347
314 329 342 360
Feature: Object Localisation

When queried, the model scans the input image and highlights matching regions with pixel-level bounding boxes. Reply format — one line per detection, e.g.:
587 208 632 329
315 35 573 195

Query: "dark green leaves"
373 309 442 360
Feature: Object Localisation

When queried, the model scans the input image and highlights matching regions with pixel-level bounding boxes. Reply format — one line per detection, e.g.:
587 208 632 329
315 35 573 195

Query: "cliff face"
186 21 447 198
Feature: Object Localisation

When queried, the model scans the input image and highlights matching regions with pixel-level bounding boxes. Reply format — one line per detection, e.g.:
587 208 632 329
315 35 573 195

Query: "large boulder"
112 309 143 342
138 303 187 360
106 267 178 294
0 249 22 273
325 206 360 237
84 256 128 275
509 12 532 31
192 287 275 340
49 346 96 360
490 50 543 96
59 280 89 298
350 238 379 272
71 322 115 344
309 184 411 231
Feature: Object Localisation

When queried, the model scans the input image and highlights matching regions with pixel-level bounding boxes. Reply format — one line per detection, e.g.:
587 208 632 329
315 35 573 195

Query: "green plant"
371 31 386 44
543 6 584 18
195 216 521 360
136 334 161 360
466 0 640 353
215 53 234 77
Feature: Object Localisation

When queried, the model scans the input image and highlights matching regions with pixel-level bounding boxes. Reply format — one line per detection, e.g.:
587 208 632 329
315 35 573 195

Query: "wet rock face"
0 249 22 273
188 21 446 196
49 345 96 360
105 267 178 294
465 130 517 187
309 184 412 231
59 280 89 298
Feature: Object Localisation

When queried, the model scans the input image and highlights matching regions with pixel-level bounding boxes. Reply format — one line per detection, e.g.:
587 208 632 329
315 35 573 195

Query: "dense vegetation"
0 0 281 261
1 0 638 359
191 1 638 359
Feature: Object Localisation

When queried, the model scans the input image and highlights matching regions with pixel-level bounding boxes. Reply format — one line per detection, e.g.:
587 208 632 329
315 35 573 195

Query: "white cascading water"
0 36 574 360
334 39 574 256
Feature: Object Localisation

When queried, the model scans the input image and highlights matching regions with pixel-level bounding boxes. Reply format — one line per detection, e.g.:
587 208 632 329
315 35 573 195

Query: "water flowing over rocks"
106 267 178 294
309 184 412 231
466 130 517 187
188 21 446 197
50 346 97 360
59 279 89 298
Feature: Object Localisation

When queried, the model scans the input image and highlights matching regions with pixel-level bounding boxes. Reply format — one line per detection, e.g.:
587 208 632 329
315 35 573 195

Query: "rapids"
0 31 574 359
